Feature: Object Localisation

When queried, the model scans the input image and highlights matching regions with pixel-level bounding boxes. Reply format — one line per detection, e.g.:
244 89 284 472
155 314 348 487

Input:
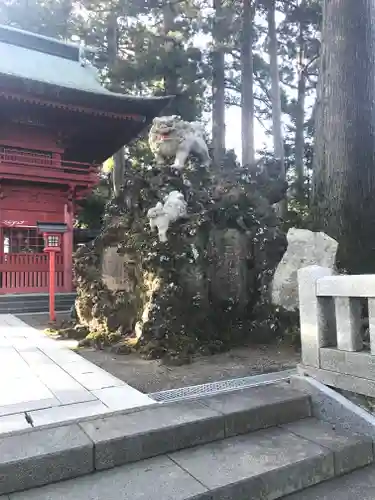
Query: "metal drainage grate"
149 368 296 403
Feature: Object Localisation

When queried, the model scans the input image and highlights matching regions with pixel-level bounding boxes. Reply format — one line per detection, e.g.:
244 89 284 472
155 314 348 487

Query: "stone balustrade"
298 265 375 397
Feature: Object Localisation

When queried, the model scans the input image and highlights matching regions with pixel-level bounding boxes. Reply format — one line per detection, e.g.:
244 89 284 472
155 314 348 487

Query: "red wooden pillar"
0 225 3 292
49 251 56 321
52 152 60 168
63 203 73 292
0 225 3 254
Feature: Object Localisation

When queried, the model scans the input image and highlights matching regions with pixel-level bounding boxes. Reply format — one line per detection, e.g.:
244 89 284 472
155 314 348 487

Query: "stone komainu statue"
147 190 188 242
149 115 211 170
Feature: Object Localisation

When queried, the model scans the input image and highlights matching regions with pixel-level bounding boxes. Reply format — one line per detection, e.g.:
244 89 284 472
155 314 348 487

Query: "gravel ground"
18 312 300 393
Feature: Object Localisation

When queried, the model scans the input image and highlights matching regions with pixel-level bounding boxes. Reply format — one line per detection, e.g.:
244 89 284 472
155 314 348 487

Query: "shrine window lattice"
3 228 45 253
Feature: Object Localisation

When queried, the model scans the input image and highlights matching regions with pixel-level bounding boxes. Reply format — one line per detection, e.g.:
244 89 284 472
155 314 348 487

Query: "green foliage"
76 193 106 229
74 156 288 362
0 0 323 229
0 0 75 37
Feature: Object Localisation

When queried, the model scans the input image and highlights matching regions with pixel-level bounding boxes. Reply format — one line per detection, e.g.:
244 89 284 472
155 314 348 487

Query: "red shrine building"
0 25 170 295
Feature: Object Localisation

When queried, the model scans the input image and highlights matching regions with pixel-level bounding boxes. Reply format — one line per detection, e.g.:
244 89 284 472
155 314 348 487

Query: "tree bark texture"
107 10 125 197
267 0 287 217
162 1 178 97
212 0 226 167
294 20 306 201
312 0 375 273
60 0 73 40
241 0 255 167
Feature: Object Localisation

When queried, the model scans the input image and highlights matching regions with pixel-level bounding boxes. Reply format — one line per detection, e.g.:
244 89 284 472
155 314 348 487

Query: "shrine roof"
0 25 172 117
0 25 110 94
0 25 173 164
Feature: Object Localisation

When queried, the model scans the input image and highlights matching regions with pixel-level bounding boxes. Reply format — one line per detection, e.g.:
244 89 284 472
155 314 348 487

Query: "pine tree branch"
225 87 272 110
225 76 273 110
302 54 319 75
254 75 272 104
281 80 297 90
255 114 271 133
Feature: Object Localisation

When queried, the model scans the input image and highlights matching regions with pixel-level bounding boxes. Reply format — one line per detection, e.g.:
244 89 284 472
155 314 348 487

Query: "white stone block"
29 400 110 427
93 386 154 411
71 371 125 391
29 364 72 378
368 298 375 355
0 376 55 407
53 389 97 406
12 340 43 351
298 266 336 367
272 228 338 311
335 297 362 351
317 274 375 298
35 371 96 405
19 350 56 366
59 359 99 375
0 397 60 417
41 349 83 364
0 314 155 428
0 413 32 436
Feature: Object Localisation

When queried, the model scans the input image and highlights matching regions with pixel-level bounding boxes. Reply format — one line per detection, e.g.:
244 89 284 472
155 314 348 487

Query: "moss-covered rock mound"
73 158 289 363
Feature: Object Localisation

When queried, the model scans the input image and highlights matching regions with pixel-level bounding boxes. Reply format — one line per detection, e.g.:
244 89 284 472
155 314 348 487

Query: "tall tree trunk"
295 19 306 202
107 10 125 197
60 0 73 40
212 0 226 167
241 0 255 166
267 0 286 217
312 0 375 273
162 1 178 99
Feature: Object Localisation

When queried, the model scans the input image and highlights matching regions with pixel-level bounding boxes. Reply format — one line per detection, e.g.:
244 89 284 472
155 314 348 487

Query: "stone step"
0 293 75 303
0 293 75 314
0 304 69 314
284 463 375 499
0 382 311 496
5 418 373 500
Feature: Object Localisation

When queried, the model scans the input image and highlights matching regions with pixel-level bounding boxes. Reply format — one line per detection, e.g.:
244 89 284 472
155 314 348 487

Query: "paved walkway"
0 314 153 435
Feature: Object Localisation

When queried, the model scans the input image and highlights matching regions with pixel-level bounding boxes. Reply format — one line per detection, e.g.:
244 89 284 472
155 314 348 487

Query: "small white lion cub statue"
147 190 188 242
149 115 211 170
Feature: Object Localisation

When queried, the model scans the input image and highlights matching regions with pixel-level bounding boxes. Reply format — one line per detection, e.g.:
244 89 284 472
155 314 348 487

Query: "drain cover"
149 368 296 403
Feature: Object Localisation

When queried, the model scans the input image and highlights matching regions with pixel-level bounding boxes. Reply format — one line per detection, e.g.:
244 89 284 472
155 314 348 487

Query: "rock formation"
272 228 338 311
73 119 289 362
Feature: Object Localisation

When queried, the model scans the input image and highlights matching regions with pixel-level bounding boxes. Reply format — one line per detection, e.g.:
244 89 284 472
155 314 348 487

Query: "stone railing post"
298 265 335 367
335 297 362 351
368 299 375 354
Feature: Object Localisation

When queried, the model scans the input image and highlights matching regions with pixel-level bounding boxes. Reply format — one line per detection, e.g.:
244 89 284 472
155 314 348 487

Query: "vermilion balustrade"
0 149 98 189
0 148 93 173
0 253 64 294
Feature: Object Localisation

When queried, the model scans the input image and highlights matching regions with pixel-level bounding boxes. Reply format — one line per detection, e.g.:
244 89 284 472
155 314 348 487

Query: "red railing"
0 148 92 171
3 149 53 167
0 253 64 294
0 148 98 185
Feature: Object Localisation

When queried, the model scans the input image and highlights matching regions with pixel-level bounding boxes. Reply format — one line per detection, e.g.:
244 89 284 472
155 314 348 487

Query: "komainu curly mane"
149 115 210 169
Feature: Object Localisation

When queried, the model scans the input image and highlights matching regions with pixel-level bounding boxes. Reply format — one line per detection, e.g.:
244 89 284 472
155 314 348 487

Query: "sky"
193 12 276 160
74 4 283 159
225 106 269 157
204 106 270 160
